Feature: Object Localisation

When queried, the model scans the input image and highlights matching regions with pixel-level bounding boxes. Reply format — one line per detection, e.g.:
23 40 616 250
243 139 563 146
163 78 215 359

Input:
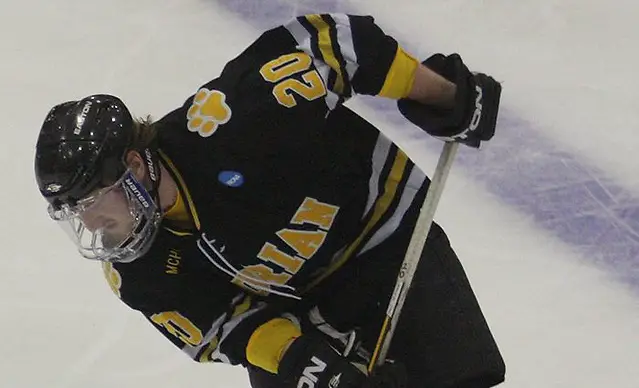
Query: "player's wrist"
407 64 457 108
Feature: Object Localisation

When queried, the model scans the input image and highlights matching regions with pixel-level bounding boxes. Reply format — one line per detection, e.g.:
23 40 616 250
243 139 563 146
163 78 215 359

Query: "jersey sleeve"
282 13 420 102
103 249 303 371
139 291 301 366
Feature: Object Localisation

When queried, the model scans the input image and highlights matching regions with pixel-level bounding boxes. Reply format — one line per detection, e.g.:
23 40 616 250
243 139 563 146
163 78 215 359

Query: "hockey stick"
367 141 459 372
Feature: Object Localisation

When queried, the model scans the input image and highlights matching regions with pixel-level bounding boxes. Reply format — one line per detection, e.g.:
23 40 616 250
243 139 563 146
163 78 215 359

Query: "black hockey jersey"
102 13 430 370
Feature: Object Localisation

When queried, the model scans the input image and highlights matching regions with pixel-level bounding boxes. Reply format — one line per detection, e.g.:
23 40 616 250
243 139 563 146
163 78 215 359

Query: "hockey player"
34 13 505 388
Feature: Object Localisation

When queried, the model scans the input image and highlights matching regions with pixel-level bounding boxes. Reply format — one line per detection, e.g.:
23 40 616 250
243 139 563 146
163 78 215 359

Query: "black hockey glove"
279 334 407 388
397 53 502 148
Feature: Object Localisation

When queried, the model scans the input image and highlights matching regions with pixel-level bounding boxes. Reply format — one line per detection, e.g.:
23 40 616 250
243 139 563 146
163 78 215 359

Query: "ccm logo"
297 357 327 388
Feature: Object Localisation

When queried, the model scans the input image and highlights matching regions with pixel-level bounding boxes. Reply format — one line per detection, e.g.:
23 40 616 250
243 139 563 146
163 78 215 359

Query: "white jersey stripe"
359 164 426 255
363 134 393 218
330 14 359 81
283 17 309 47
181 294 266 363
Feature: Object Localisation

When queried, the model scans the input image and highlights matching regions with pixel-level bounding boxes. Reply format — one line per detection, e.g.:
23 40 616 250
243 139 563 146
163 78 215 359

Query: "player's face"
78 185 135 246
47 160 160 262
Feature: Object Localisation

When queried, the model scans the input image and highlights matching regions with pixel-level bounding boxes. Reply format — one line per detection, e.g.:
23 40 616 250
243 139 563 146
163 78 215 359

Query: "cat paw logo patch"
187 88 232 137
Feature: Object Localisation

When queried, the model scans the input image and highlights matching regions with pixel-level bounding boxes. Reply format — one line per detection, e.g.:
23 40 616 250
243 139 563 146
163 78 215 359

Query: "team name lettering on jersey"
232 197 339 294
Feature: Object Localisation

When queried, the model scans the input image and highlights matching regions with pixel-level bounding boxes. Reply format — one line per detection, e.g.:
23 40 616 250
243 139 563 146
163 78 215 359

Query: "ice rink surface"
1 0 638 387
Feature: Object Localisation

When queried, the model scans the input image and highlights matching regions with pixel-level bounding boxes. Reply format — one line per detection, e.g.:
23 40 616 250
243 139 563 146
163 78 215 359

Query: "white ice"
1 0 638 387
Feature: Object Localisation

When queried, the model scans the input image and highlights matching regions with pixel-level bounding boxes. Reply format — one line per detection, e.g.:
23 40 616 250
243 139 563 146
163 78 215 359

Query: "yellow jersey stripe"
197 336 219 362
305 14 345 95
303 150 409 292
378 46 419 99
232 295 253 317
159 150 202 230
163 183 191 223
164 227 194 237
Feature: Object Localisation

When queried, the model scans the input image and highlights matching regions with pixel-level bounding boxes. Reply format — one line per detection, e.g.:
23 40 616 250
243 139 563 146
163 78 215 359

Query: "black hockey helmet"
34 94 163 263
35 94 134 209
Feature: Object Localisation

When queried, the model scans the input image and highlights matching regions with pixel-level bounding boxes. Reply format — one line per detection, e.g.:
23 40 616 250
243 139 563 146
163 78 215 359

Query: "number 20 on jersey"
259 53 327 108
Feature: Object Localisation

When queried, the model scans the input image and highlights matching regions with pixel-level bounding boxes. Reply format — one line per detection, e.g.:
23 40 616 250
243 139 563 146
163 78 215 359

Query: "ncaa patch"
218 171 244 188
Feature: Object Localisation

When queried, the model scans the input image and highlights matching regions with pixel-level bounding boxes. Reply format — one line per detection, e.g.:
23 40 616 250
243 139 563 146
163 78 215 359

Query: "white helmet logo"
74 100 93 135
46 183 62 193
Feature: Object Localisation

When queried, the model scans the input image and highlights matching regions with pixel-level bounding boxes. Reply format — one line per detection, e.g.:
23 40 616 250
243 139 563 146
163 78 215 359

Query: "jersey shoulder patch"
186 88 232 138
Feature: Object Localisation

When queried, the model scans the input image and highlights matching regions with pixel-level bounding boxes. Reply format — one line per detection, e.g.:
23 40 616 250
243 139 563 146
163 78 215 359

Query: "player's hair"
129 115 157 151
